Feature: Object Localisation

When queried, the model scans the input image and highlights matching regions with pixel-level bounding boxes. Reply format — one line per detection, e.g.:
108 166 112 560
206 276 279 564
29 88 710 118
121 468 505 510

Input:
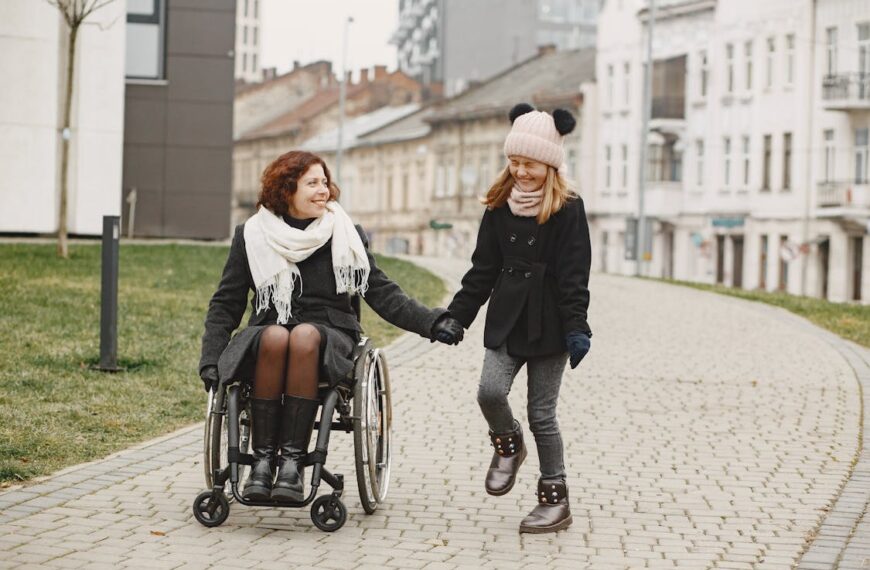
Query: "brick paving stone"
0 259 866 568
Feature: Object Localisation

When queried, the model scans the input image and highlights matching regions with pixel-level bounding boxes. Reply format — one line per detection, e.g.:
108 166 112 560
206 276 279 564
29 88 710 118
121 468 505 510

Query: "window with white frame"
605 145 612 189
696 140 704 187
621 144 628 187
762 134 772 190
607 64 614 108
783 132 792 190
823 129 835 182
859 24 870 77
723 137 732 188
742 135 751 187
826 27 838 76
785 34 795 85
126 0 166 80
623 62 631 107
699 50 709 98
766 37 775 88
725 43 735 93
744 41 753 91
855 128 868 183
435 163 446 197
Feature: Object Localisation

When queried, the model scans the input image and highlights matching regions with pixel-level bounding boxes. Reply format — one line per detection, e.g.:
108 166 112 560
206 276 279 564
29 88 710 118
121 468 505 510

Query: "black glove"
200 365 219 393
565 331 591 369
430 314 464 345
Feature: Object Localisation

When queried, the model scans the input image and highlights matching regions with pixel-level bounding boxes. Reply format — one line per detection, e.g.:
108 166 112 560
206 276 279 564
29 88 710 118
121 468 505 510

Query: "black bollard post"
97 215 122 372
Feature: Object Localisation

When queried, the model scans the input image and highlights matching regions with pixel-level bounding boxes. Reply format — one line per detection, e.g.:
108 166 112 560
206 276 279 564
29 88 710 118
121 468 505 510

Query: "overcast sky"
260 0 399 78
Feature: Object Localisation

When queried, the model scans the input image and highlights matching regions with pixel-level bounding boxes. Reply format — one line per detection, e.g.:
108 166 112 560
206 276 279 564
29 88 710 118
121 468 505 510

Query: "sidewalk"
0 258 866 569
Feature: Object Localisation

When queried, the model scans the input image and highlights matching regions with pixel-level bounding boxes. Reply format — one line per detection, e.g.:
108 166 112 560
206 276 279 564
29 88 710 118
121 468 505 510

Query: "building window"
623 62 631 107
605 145 612 189
723 137 732 188
244 0 249 17
726 43 735 93
699 50 709 98
826 27 838 76
253 27 259 46
252 53 258 72
785 34 795 85
859 24 870 83
766 37 775 88
742 135 751 187
696 140 704 187
856 128 869 183
762 135 772 190
778 235 789 291
125 0 166 80
744 41 753 91
621 144 628 188
607 64 614 108
446 161 457 196
759 235 768 290
243 53 248 73
254 0 259 18
435 164 446 197
783 132 792 190
243 25 248 44
824 129 835 182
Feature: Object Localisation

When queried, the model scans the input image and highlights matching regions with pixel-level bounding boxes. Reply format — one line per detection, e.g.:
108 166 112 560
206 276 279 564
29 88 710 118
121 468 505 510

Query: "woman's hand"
200 365 219 392
431 314 465 345
565 331 591 369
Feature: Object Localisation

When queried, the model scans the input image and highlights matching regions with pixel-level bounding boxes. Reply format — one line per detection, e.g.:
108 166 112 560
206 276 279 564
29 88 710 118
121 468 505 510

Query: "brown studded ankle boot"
519 478 573 534
484 421 527 496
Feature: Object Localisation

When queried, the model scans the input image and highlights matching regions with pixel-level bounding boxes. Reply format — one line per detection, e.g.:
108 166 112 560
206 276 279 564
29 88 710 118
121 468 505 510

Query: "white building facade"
235 0 261 83
593 0 869 303
0 0 126 236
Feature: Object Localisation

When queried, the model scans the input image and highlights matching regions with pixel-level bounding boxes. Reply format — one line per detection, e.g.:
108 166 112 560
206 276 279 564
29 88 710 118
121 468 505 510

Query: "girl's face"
289 163 330 219
508 156 548 192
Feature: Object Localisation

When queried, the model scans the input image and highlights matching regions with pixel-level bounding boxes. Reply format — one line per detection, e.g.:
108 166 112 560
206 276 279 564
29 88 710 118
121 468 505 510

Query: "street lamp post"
636 0 656 277
335 16 354 187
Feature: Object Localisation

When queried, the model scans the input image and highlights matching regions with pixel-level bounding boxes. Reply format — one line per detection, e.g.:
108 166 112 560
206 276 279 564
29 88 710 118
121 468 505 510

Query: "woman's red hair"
257 150 340 216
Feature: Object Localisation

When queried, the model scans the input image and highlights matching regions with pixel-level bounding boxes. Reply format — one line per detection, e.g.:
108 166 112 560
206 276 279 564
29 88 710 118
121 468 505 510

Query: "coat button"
509 233 517 243
527 236 536 246
524 272 532 279
507 268 514 275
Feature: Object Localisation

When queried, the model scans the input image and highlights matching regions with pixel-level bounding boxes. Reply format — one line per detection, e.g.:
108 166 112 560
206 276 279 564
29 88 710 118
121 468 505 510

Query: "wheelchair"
192 311 393 532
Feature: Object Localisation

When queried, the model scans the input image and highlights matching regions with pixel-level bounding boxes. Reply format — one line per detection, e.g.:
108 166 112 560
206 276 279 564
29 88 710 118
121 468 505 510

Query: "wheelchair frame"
192 336 392 532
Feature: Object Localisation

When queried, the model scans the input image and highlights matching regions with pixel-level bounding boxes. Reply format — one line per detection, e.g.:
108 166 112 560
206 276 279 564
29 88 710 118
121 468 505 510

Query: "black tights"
253 324 321 400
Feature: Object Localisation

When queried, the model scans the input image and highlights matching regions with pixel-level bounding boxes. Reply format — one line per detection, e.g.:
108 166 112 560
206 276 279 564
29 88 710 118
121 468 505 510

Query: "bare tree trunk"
57 25 78 259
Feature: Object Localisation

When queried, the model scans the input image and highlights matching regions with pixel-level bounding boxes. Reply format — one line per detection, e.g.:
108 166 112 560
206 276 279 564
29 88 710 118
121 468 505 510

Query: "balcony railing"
822 73 870 111
817 180 870 208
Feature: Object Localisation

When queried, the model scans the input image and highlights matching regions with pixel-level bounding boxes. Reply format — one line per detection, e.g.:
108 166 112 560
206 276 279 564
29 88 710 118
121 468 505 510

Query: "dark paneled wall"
123 0 236 239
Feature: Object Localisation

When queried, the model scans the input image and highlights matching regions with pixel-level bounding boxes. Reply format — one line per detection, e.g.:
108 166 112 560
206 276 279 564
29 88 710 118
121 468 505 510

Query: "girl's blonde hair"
481 164 574 224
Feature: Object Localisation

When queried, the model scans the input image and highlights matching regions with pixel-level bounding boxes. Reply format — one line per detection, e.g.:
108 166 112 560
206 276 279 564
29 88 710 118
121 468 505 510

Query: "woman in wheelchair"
198 150 464 504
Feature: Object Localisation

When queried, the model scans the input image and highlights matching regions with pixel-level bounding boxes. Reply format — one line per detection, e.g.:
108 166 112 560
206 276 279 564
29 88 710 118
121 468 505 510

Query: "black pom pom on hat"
552 108 576 135
508 103 535 124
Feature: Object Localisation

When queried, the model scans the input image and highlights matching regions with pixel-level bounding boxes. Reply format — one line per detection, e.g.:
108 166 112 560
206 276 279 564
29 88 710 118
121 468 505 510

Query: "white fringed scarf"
243 202 369 324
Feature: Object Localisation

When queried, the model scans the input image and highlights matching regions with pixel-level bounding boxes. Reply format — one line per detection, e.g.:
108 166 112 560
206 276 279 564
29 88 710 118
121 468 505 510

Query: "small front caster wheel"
193 491 230 527
310 495 347 532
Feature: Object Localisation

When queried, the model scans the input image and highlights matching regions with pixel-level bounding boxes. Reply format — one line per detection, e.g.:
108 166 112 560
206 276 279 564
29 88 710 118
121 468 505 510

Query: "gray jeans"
478 343 569 480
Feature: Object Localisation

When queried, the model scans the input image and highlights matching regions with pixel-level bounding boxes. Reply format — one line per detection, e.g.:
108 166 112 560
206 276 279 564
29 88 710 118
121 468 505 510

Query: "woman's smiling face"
289 163 330 219
508 155 548 191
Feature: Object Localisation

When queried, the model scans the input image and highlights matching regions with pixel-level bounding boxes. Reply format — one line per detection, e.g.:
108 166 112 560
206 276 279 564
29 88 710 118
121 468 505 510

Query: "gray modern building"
123 0 236 239
391 0 599 96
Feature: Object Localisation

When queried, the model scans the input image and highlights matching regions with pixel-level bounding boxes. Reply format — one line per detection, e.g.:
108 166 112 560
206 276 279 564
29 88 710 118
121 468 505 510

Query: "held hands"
200 365 219 393
430 314 465 346
565 331 591 369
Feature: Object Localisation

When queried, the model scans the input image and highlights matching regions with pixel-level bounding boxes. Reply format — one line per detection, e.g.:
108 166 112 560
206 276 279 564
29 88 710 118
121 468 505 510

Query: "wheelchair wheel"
193 490 230 527
353 347 392 514
203 385 250 501
310 495 347 532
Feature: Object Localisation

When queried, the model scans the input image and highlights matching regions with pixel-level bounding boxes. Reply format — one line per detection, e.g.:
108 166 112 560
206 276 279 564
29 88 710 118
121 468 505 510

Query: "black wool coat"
199 223 446 387
447 196 591 358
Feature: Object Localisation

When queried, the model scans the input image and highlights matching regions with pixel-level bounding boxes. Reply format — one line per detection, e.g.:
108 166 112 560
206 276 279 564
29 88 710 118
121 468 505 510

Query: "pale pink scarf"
507 184 543 217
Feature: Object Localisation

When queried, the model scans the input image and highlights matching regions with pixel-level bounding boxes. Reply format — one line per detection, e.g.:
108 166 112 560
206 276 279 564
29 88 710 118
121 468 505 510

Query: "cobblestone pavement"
0 257 867 569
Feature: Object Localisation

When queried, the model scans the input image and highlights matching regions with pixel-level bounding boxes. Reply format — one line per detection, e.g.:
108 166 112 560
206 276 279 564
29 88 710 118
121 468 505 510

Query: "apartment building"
593 0 868 303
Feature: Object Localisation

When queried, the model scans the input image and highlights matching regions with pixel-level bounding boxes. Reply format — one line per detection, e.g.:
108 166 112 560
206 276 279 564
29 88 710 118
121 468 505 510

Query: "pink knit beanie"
503 103 576 169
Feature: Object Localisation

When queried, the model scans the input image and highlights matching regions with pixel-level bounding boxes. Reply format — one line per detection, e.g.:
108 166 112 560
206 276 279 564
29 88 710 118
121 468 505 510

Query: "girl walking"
447 103 592 533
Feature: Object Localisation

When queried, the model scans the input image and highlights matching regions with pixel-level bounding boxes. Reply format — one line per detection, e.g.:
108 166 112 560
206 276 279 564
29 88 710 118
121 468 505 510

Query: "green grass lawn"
655 278 870 348
0 243 446 486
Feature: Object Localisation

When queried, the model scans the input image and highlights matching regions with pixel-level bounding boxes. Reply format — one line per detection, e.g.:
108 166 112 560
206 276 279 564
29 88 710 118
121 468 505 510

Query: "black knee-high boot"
242 398 281 501
271 395 319 503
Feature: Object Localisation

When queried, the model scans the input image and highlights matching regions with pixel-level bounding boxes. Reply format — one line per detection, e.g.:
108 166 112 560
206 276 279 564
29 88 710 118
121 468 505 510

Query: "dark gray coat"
199 223 446 387
448 197 591 358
